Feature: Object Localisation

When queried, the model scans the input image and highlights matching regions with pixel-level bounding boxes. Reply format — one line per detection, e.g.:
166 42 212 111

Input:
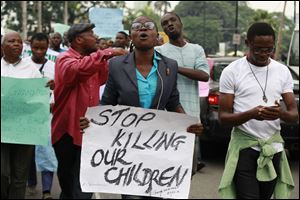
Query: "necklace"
247 59 269 103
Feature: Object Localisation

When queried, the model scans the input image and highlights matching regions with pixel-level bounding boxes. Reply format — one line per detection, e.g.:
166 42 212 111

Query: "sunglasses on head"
131 22 156 31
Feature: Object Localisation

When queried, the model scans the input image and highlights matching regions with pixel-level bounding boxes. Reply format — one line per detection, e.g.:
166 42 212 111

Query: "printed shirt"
156 42 209 118
136 52 160 108
51 47 113 146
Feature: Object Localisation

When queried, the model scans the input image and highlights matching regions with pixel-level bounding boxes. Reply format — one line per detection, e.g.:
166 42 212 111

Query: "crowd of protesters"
1 11 298 200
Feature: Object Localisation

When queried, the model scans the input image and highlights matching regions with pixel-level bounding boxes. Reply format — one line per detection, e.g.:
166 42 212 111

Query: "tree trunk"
21 1 27 40
37 1 42 32
275 1 287 61
64 1 68 24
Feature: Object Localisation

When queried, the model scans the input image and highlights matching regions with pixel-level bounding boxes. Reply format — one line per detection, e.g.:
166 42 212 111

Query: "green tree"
175 1 235 53
251 10 294 60
174 1 236 54
148 1 171 17
123 5 162 31
182 16 222 54
173 1 294 56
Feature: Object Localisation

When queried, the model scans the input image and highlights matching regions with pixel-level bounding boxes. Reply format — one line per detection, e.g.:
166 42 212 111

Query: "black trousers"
233 147 281 199
53 134 92 199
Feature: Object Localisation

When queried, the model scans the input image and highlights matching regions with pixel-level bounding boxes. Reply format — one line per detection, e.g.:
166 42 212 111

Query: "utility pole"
64 1 68 25
21 1 27 40
275 1 287 61
37 1 42 32
294 1 296 24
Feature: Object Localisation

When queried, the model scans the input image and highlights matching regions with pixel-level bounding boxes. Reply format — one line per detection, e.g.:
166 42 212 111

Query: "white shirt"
23 57 56 104
1 57 42 78
23 57 55 80
219 57 294 152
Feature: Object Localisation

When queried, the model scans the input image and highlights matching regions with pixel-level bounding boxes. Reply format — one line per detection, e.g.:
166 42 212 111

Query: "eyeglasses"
252 46 275 55
131 22 156 31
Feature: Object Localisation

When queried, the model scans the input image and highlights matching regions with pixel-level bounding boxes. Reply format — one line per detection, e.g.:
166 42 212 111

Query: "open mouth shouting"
139 32 149 40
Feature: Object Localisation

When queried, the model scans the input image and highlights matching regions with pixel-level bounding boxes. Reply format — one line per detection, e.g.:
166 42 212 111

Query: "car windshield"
211 57 239 82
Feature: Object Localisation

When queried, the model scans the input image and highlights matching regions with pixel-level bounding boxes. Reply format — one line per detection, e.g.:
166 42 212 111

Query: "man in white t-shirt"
218 22 298 199
1 31 42 199
24 32 57 199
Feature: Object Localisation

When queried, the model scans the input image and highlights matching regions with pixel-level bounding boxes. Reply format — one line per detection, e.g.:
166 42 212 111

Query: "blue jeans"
28 152 54 192
1 143 34 199
41 171 54 192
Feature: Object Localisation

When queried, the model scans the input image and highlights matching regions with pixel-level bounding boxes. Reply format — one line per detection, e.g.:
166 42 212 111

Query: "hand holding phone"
261 100 281 120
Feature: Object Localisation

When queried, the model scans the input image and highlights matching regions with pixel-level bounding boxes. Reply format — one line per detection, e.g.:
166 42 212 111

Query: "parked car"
200 56 239 141
200 56 299 153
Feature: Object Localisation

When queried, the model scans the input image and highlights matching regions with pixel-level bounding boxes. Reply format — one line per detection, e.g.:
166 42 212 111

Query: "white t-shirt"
23 57 55 103
1 58 42 78
219 57 294 152
23 57 55 80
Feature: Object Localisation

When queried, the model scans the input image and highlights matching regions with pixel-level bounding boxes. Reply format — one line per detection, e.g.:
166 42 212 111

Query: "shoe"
27 186 37 195
197 162 206 171
42 192 53 199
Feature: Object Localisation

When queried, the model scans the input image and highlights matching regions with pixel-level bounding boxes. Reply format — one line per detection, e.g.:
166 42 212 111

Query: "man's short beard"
135 46 152 51
32 56 45 63
85 48 98 55
168 33 180 40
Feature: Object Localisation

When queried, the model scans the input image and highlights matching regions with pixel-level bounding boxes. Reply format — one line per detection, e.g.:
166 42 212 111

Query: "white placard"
80 105 197 199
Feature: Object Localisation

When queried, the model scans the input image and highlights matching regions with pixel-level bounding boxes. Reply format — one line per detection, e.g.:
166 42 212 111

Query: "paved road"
25 150 299 199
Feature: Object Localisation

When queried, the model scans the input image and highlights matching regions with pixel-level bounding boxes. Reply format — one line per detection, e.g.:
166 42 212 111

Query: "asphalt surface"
25 147 299 199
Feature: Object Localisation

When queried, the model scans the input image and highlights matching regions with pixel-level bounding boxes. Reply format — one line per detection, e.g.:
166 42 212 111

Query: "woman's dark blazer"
101 51 181 111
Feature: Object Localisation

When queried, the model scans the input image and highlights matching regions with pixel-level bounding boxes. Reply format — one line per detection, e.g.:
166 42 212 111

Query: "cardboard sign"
80 105 197 199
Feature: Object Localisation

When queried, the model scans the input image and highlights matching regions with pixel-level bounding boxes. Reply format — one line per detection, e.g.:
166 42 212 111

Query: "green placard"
1 77 50 145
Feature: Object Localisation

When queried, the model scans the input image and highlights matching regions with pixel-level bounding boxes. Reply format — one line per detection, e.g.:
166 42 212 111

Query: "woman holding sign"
80 16 203 199
101 16 203 134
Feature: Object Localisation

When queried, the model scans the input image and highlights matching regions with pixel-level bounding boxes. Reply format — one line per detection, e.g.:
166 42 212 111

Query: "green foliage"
181 16 222 54
1 1 295 57
148 1 171 17
173 1 294 56
123 5 162 31
251 10 295 55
